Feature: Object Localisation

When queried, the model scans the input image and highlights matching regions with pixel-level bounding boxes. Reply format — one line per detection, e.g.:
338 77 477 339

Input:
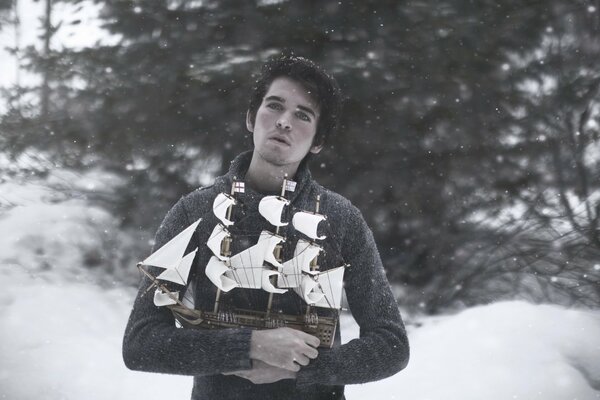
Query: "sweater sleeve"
122 196 254 376
296 204 410 386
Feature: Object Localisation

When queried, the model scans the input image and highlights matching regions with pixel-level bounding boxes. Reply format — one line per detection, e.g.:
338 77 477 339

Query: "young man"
123 55 409 400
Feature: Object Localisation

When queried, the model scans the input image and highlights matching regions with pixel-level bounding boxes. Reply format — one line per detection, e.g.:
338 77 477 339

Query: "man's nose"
276 117 291 131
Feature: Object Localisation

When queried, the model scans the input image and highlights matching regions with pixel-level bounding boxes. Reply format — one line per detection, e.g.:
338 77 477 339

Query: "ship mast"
213 177 238 313
266 174 289 317
305 194 321 317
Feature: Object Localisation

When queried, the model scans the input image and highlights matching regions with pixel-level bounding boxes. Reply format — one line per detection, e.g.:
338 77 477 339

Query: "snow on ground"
344 303 600 400
0 268 191 400
1 273 599 400
0 161 134 284
1 168 600 399
0 167 189 400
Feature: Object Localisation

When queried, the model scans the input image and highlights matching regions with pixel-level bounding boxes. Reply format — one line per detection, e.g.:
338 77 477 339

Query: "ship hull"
167 304 338 348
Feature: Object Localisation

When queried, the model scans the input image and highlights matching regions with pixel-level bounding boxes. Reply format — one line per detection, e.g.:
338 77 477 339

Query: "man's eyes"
295 111 311 122
266 102 284 111
266 102 311 122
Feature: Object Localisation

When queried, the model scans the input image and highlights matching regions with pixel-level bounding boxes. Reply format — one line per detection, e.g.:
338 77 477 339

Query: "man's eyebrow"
265 95 285 103
297 105 317 118
265 95 317 118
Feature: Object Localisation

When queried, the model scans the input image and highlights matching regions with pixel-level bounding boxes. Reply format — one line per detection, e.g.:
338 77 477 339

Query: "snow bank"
0 199 114 278
345 301 600 400
0 267 191 400
0 166 134 285
2 281 599 400
0 164 188 399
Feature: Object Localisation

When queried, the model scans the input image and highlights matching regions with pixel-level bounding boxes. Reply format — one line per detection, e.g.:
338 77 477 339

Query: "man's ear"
310 144 323 154
246 110 254 132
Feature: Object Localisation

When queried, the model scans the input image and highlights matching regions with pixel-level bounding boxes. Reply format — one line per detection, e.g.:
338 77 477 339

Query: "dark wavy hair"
247 55 342 148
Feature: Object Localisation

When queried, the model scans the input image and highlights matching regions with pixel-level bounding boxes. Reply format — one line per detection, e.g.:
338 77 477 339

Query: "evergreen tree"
2 0 599 309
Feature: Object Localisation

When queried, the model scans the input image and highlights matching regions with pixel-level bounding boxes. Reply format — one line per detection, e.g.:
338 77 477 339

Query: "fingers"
304 347 319 360
222 370 243 376
307 336 320 349
276 360 300 372
272 327 320 349
249 327 321 371
294 354 310 366
292 329 321 348
223 371 248 378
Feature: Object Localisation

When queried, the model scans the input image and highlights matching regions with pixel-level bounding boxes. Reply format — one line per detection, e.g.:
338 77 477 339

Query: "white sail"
258 196 290 227
278 239 322 288
206 256 239 292
228 231 283 289
142 219 202 270
295 266 345 309
213 193 236 226
298 277 325 304
181 280 195 309
226 264 263 289
228 230 283 288
153 288 178 306
157 248 197 285
207 224 230 261
261 231 285 268
292 212 326 240
261 270 288 294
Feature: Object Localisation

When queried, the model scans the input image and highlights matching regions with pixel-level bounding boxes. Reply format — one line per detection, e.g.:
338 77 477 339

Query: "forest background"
1 0 600 313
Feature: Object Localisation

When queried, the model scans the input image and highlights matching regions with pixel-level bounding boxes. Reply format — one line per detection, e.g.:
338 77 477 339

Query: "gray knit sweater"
123 151 409 400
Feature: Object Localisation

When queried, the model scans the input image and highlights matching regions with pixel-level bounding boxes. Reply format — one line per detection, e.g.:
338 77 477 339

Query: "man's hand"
249 327 320 372
222 360 297 384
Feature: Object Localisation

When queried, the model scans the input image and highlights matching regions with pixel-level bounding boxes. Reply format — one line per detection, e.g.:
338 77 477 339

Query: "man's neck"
245 152 300 194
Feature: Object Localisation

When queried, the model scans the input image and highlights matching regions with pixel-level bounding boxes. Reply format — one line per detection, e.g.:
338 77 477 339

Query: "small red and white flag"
233 181 245 193
285 180 297 192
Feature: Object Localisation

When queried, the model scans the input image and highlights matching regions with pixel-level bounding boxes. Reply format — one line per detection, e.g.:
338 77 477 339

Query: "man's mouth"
270 136 290 146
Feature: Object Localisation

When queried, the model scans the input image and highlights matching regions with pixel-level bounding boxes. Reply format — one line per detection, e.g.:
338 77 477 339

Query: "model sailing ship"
137 176 348 348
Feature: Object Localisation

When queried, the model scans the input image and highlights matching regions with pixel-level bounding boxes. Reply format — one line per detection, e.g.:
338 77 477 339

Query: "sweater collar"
215 150 313 204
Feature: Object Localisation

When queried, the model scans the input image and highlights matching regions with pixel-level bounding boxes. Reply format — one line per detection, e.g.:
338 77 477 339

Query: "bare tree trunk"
41 0 52 118
13 0 21 93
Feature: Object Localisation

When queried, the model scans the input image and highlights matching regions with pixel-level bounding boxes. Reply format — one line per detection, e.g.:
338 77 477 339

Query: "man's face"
247 77 322 169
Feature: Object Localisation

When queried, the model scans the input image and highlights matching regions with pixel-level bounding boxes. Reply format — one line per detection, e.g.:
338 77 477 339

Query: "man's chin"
255 149 284 163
